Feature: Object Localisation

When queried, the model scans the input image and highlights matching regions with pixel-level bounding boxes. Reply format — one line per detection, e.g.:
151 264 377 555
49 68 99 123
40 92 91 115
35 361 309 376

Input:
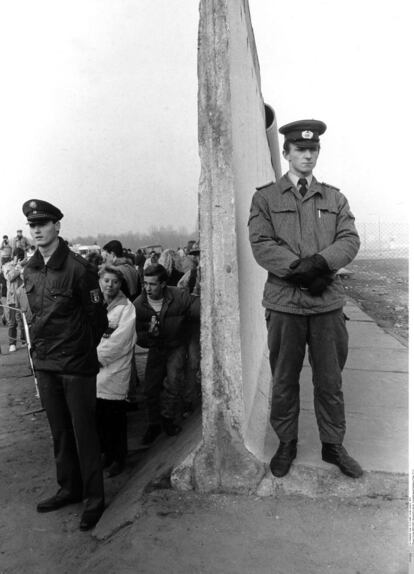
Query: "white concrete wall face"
226 1 278 459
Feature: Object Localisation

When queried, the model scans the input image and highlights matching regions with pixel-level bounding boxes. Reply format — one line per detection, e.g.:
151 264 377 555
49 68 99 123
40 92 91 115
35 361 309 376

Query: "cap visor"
292 141 319 149
26 214 54 223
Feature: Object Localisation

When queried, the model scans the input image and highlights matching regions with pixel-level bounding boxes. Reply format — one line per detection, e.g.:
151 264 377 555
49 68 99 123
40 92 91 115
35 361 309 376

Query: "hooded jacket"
23 237 108 374
97 291 136 400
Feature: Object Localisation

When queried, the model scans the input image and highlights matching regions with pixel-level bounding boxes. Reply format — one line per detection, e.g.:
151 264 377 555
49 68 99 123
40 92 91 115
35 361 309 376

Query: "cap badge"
29 201 38 209
302 130 313 139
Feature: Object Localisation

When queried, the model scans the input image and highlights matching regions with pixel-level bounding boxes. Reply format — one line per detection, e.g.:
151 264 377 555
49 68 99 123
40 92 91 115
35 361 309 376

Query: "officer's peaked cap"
22 199 64 222
279 119 327 147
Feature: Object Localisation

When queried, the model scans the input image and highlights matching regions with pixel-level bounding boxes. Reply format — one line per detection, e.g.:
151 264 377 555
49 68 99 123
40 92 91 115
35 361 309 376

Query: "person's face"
190 254 200 267
16 231 22 238
29 220 60 248
144 275 165 300
100 272 121 300
283 144 319 177
13 254 25 265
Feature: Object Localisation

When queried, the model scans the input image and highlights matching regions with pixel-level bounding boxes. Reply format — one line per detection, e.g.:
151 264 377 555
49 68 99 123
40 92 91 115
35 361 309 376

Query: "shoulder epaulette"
256 181 275 191
69 251 91 269
321 182 340 192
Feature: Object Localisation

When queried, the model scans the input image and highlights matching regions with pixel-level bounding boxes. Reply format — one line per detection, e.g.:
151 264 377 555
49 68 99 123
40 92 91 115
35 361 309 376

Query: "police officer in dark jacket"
22 199 108 531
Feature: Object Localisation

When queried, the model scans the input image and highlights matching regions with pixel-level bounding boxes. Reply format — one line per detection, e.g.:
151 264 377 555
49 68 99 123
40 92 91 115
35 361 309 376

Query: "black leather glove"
288 254 330 287
308 275 333 296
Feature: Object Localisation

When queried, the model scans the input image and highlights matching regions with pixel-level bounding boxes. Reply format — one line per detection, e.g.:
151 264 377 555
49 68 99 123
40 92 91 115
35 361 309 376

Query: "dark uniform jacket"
248 174 360 315
24 238 108 374
133 286 199 349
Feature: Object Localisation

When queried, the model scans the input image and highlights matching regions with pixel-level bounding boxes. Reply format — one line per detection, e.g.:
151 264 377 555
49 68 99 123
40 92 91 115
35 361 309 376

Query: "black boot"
106 460 125 478
161 416 182 436
141 423 162 445
321 443 363 478
269 439 297 477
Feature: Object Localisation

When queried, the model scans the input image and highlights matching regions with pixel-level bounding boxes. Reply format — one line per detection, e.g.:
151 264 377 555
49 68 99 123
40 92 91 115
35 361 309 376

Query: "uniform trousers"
144 344 186 424
266 308 348 444
37 371 104 514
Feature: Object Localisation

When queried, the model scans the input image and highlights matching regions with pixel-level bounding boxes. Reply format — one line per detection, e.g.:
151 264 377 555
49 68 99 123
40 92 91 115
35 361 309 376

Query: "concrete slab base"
257 465 407 499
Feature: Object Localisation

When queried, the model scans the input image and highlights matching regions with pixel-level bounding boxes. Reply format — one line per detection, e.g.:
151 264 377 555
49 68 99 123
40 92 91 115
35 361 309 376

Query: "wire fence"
355 221 409 260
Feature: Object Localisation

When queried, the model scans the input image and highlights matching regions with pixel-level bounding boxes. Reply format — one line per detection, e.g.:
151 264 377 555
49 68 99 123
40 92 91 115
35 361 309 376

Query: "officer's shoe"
321 443 363 478
161 416 182 437
141 424 163 446
106 460 124 478
37 490 82 513
269 439 297 478
79 507 104 531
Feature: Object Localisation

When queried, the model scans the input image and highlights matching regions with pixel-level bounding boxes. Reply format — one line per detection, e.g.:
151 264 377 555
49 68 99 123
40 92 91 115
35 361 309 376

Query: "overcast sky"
1 0 410 240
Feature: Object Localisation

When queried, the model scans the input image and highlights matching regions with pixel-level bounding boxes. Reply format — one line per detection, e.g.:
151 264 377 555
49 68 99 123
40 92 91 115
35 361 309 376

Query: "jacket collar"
280 173 326 199
141 285 174 307
26 237 70 271
106 290 128 312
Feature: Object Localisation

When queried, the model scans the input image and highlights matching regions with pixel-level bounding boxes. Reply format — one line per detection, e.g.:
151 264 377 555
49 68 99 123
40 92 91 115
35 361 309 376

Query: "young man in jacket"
133 263 200 444
22 199 108 531
248 119 362 479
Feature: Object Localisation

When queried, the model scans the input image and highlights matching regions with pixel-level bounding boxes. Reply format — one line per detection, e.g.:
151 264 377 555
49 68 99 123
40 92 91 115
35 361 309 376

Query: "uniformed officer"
248 119 363 479
22 199 108 530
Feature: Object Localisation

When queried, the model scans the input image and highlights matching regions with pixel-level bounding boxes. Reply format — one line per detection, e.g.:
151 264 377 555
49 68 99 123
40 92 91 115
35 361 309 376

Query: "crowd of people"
85 239 201 474
2 117 363 534
1 207 201 531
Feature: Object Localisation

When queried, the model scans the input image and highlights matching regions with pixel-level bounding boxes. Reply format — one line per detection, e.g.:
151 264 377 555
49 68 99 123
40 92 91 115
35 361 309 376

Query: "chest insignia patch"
90 289 101 304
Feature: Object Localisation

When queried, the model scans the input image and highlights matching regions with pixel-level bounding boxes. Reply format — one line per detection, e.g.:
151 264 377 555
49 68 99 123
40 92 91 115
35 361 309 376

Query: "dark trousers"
8 305 26 345
96 398 127 465
37 371 104 513
144 345 186 424
266 308 348 444
183 324 201 407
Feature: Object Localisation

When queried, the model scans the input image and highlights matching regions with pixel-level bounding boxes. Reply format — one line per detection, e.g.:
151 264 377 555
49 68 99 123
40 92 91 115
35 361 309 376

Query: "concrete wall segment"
191 0 284 490
194 0 267 491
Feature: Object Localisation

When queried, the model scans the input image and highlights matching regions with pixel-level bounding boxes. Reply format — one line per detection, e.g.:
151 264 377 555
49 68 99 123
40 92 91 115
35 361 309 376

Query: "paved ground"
0 297 410 573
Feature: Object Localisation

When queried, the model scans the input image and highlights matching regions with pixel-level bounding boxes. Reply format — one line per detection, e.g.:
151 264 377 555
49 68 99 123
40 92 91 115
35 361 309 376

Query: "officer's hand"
308 275 333 296
288 254 329 286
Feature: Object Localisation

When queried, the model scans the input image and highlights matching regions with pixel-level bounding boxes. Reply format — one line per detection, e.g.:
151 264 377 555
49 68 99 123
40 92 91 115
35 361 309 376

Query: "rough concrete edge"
171 443 201 491
256 464 408 500
93 416 202 541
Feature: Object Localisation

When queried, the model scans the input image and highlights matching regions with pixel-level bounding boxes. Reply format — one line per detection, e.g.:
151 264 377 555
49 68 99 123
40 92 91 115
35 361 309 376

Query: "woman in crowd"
96 265 137 477
158 248 184 286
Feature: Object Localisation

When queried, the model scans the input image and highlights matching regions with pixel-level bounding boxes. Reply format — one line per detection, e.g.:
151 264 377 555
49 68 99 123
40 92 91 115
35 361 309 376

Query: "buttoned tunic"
248 174 360 315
